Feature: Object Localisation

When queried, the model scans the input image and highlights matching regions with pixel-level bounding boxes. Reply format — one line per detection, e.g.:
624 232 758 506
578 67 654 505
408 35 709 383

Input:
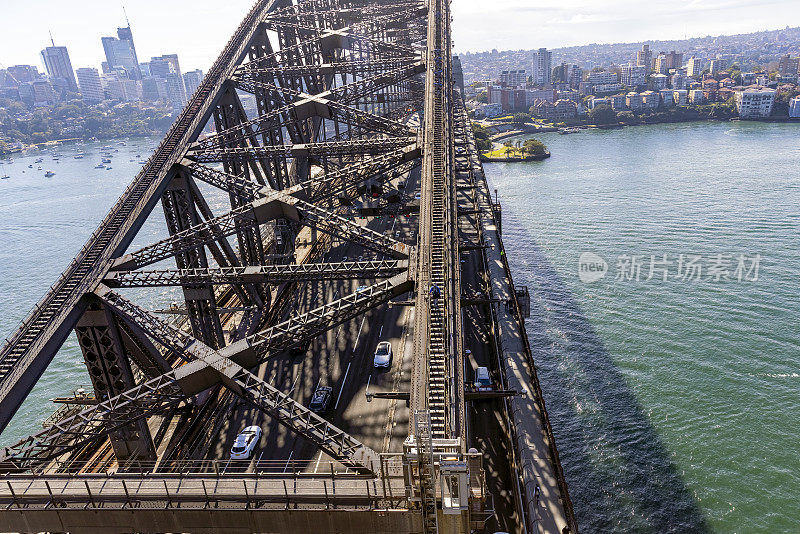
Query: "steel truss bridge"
0 0 578 532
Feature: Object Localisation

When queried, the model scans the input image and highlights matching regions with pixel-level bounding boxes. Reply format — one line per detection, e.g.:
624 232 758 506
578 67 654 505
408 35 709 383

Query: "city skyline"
1 0 800 72
0 1 251 74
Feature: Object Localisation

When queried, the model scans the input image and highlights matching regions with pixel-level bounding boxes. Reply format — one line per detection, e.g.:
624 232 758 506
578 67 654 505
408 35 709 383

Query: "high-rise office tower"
101 21 142 80
76 67 103 103
41 39 78 92
637 45 652 70
183 69 204 98
7 65 40 83
687 56 704 79
116 24 141 77
150 54 187 109
532 48 552 86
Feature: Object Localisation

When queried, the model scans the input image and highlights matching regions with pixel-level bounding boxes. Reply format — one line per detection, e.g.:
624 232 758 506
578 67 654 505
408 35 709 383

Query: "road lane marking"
353 316 366 352
383 306 412 453
378 325 383 338
288 372 301 395
335 362 351 410
314 451 322 473
283 450 294 473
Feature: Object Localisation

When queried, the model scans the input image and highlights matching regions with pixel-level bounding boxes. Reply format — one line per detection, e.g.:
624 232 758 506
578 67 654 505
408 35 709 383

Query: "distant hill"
458 26 800 83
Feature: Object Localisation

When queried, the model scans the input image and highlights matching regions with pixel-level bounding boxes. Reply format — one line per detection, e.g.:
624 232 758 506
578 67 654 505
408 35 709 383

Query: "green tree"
475 93 488 104
512 112 531 124
616 110 637 124
471 122 492 152
588 103 617 125
522 138 547 155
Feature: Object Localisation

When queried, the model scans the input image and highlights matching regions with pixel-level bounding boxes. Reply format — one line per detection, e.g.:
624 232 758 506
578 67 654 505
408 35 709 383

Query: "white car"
230 425 262 460
374 341 393 368
415 192 421 200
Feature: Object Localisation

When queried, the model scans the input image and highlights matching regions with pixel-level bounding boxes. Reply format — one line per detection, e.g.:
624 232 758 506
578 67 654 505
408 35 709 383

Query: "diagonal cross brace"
0 370 186 469
207 76 420 149
1 279 406 473
229 271 414 360
112 189 410 271
186 142 420 205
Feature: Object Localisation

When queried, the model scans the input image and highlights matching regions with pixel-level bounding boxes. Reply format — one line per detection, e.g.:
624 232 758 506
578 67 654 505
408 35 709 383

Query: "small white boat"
45 170 56 177
95 164 105 169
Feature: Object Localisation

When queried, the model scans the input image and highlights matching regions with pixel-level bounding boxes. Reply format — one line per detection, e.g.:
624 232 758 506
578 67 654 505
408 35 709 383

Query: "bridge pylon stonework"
0 1 578 532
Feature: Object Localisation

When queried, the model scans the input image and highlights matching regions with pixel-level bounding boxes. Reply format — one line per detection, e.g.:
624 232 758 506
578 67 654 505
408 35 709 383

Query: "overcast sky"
1 0 799 73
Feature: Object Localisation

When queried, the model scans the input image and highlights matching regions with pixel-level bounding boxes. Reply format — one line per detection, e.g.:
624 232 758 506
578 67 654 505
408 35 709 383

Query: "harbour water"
0 137 167 444
487 121 800 533
0 122 797 532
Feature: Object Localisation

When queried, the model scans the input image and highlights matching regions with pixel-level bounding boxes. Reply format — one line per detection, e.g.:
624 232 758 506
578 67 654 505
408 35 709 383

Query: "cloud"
453 0 800 51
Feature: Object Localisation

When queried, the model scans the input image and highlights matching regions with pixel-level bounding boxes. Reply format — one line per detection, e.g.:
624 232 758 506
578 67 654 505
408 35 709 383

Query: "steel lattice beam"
189 137 417 164
195 88 418 153
104 260 409 288
235 61 425 109
0 370 186 469
235 58 417 78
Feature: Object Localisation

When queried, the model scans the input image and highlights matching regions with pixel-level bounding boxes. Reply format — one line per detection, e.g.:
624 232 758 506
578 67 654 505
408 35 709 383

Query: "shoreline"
483 116 800 140
480 151 551 163
0 133 161 159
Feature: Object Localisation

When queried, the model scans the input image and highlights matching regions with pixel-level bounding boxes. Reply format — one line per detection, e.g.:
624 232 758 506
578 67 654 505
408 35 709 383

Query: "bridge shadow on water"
509 231 711 533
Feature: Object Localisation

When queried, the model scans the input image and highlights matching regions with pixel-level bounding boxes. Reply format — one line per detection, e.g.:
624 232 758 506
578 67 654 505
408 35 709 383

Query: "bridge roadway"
201 170 421 470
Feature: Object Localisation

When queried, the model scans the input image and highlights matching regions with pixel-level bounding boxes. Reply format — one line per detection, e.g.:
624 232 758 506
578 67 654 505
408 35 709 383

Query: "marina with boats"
0 137 158 182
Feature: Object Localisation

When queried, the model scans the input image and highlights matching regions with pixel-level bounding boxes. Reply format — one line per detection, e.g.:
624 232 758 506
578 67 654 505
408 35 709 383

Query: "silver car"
373 341 393 368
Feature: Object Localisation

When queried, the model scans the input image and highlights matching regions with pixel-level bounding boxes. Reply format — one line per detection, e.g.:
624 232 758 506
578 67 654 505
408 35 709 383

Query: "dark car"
289 340 310 357
309 386 333 413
